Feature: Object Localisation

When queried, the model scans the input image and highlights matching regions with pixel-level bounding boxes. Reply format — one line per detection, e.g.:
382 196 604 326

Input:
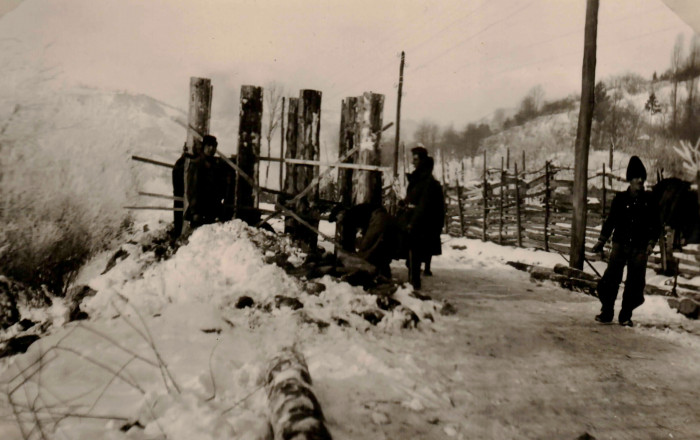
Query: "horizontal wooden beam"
260 157 389 172
124 206 182 211
132 155 174 169
138 191 183 201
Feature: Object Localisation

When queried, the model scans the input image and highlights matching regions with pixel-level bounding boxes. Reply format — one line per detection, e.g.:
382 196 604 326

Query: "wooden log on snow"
264 346 332 440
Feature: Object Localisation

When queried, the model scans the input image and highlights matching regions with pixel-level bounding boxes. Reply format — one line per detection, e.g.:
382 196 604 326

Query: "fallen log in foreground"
265 347 332 440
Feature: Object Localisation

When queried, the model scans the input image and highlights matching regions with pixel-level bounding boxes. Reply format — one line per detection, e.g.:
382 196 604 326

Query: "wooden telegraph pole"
278 97 285 192
393 51 405 209
352 92 385 206
236 85 263 213
570 0 599 269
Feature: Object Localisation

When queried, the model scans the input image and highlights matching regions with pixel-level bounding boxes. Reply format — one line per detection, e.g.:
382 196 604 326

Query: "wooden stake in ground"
352 92 385 206
570 0 599 270
602 163 607 218
278 97 285 192
338 97 358 205
184 77 212 223
544 161 551 252
186 77 212 155
515 162 522 247
236 85 263 213
297 90 322 199
440 149 449 231
499 157 505 245
284 98 299 196
483 150 488 241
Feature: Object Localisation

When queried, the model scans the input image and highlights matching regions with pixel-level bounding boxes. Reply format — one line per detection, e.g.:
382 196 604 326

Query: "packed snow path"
366 261 700 439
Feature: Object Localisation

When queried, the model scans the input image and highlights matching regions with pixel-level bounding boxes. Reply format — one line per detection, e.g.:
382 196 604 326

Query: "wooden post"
570 0 599 270
235 85 263 213
296 90 322 200
482 150 488 241
522 150 526 173
185 77 212 155
278 97 285 192
440 149 449 231
608 138 614 190
338 97 358 205
602 162 607 218
506 148 510 171
499 156 505 245
183 77 212 223
515 162 522 247
352 92 384 206
403 142 408 187
284 98 299 196
456 179 465 237
393 51 405 182
544 161 551 252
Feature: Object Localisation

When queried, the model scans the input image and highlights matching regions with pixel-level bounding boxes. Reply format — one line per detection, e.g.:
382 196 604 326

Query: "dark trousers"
408 248 423 289
597 242 648 321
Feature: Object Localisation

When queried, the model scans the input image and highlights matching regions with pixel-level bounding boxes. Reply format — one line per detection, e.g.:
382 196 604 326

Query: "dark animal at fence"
652 177 700 246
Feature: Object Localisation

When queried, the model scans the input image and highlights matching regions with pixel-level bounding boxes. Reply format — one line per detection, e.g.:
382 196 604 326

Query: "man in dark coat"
185 135 224 228
171 143 190 237
591 156 660 327
402 145 444 290
421 156 445 276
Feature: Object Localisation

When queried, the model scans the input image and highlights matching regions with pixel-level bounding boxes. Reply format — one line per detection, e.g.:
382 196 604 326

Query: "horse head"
652 177 700 244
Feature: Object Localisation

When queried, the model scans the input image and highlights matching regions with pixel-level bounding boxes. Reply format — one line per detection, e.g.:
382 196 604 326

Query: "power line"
410 0 536 73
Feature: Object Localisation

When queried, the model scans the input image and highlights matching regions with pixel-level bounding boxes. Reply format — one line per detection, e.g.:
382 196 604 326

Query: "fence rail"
444 161 700 280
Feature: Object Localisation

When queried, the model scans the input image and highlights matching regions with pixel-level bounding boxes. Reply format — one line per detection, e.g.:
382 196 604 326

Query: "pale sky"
0 0 695 128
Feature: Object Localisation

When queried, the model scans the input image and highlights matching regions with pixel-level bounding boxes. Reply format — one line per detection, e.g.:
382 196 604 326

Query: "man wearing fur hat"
591 156 660 327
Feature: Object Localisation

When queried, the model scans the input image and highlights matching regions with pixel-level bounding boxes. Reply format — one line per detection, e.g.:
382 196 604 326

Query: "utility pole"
570 0 599 270
393 51 405 183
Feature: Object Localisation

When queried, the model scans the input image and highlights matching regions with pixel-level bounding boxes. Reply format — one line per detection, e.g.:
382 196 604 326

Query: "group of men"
173 138 659 321
332 145 446 290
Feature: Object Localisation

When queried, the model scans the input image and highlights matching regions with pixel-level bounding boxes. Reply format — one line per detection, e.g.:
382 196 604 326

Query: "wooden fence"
444 161 700 279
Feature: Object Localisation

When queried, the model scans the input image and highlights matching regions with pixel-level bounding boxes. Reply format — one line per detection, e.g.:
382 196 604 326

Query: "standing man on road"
591 156 660 327
402 145 444 290
421 156 445 277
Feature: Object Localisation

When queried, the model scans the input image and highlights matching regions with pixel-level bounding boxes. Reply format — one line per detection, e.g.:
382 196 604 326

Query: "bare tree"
671 33 684 134
413 120 440 155
264 82 284 155
263 82 284 186
684 35 700 129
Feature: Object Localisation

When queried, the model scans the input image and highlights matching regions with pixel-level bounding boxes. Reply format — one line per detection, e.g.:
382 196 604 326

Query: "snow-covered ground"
2 215 699 440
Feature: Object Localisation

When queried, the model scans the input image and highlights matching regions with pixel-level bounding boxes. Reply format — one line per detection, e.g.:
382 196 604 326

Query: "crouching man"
591 156 660 327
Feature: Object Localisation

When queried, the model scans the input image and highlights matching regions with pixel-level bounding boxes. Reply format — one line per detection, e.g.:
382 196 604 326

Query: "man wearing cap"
591 156 660 327
185 134 224 228
402 144 444 290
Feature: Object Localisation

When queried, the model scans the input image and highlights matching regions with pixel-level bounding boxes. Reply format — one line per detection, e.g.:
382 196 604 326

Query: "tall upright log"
483 150 488 241
499 157 505 245
183 77 213 225
185 77 213 155
338 97 358 205
284 98 299 196
236 85 263 212
296 90 322 200
544 161 551 252
602 163 607 218
279 97 285 192
515 162 522 247
570 0 599 270
352 92 384 206
440 149 449 230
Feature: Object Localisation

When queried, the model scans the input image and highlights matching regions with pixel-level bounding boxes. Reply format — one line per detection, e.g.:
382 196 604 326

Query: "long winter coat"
185 155 225 224
402 164 445 257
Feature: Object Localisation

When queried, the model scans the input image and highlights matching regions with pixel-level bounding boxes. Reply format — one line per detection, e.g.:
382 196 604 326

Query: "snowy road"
334 258 700 439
